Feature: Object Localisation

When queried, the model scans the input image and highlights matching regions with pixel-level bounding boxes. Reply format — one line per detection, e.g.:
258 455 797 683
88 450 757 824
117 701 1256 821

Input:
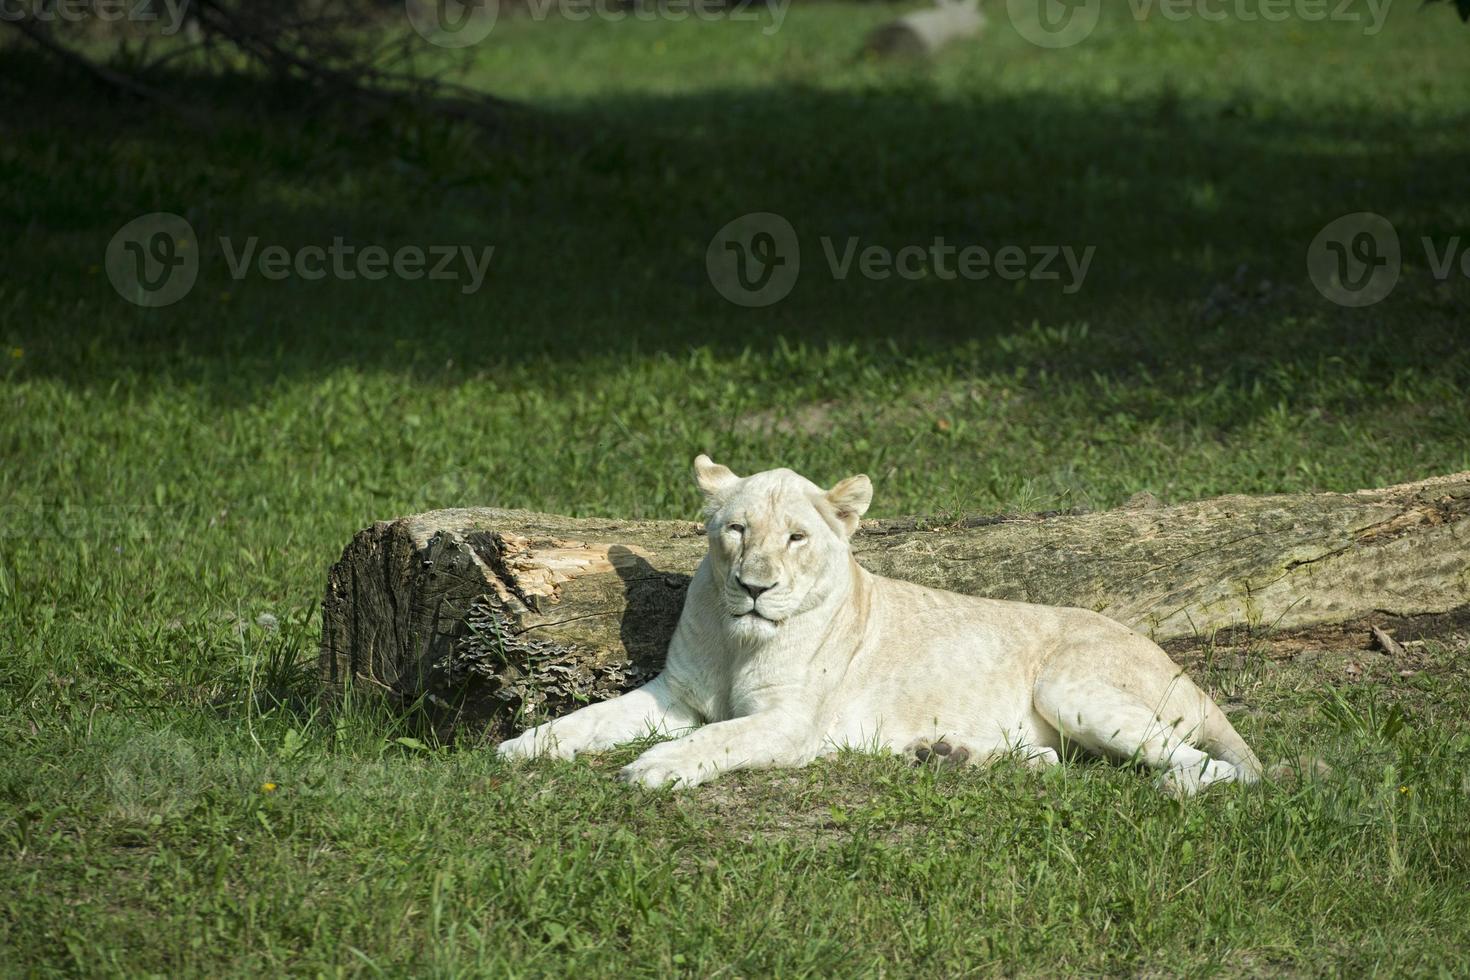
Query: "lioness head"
693 455 872 639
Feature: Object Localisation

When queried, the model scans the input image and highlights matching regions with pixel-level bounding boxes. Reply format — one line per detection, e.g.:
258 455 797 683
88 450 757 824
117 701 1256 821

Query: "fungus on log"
320 473 1470 740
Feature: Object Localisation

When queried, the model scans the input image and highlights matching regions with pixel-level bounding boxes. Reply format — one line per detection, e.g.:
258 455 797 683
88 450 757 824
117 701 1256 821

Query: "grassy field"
3 2 1470 974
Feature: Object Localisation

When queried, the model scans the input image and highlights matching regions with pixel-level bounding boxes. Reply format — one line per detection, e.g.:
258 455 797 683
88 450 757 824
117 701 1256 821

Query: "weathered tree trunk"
320 473 1470 741
862 0 985 58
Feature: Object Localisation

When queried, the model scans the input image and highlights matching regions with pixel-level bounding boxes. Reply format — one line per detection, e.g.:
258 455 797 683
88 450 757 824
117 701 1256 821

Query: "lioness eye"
789 532 806 544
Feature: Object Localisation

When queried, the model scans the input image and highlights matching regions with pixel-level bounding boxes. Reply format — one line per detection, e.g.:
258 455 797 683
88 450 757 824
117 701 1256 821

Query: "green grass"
3 2 1470 973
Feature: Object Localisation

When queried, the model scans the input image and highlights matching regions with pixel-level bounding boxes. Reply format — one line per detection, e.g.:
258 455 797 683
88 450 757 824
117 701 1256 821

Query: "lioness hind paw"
905 738 971 768
1154 758 1239 798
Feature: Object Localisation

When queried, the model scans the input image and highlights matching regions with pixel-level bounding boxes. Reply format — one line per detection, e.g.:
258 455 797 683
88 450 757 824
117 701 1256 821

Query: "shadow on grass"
2 46 1466 406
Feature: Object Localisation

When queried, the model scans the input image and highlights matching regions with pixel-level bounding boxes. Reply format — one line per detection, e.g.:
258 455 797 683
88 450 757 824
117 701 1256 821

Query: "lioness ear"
825 474 872 536
693 454 739 498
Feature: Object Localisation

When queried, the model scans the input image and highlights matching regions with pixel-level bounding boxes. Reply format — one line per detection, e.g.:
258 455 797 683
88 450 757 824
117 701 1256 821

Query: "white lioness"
498 456 1262 796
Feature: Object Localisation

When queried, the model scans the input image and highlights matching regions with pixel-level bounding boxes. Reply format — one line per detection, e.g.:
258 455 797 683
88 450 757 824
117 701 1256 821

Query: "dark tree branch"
5 0 516 132
3 13 208 123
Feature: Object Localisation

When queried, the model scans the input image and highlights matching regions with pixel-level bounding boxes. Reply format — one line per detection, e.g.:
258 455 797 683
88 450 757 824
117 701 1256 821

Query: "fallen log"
862 0 985 59
320 472 1470 741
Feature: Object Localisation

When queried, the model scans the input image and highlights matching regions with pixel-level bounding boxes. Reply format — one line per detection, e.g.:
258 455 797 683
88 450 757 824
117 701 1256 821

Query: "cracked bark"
320 472 1470 741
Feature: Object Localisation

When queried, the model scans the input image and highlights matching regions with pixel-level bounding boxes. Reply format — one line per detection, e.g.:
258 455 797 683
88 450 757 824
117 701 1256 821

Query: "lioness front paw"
617 742 717 789
497 724 582 762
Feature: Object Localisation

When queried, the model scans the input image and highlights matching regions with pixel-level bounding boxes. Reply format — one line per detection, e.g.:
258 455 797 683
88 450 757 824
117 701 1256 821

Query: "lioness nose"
739 579 774 600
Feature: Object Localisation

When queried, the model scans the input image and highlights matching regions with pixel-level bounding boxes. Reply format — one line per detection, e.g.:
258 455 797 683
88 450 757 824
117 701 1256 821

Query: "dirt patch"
1163 606 1470 667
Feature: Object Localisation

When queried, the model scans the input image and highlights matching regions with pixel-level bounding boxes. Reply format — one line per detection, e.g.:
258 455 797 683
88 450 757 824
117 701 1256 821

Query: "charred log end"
319 518 419 707
318 516 509 734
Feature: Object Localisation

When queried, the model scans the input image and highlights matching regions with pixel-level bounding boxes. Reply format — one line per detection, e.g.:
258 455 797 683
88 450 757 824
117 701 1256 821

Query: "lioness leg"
1032 677 1238 797
497 675 699 762
618 713 819 789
